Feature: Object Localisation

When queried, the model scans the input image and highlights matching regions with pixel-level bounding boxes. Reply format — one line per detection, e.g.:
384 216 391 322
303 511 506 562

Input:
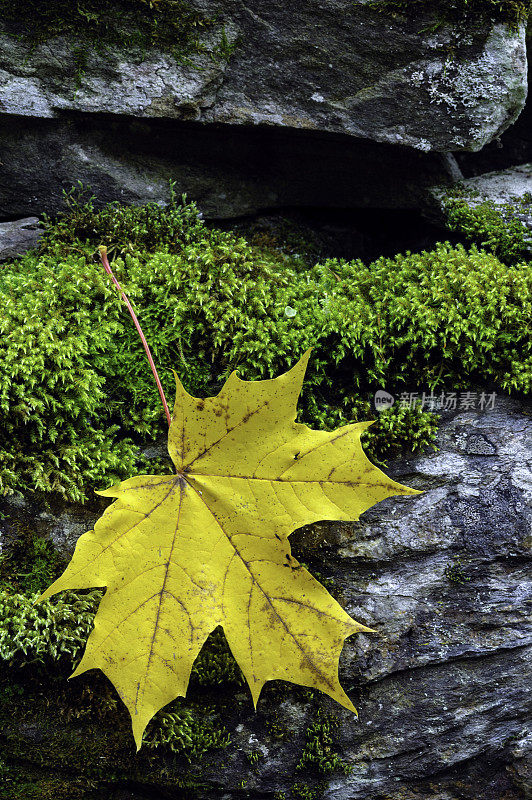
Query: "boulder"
1 396 530 799
0 2 526 151
0 1 527 218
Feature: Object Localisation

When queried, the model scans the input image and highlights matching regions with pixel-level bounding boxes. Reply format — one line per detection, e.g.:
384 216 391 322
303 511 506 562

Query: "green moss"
442 189 532 265
190 627 244 688
444 557 471 585
246 749 263 766
265 712 291 741
1 191 531 503
291 781 327 800
0 767 96 800
296 711 352 776
40 182 208 259
287 709 352 799
0 531 65 594
211 26 240 61
0 590 100 665
143 700 231 760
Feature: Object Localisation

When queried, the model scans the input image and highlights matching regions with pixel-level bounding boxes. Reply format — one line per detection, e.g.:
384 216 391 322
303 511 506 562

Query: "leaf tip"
33 582 59 605
361 419 376 429
248 681 263 711
131 717 150 753
170 367 196 410
293 348 312 376
335 688 357 715
359 623 378 635
69 661 89 681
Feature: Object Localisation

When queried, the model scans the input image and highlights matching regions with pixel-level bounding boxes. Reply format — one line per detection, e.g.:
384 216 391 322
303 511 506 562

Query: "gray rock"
0 4 526 152
452 29 532 179
208 11 527 154
456 161 532 204
1 396 530 799
0 2 528 219
0 493 102 558
0 23 233 121
0 216 42 260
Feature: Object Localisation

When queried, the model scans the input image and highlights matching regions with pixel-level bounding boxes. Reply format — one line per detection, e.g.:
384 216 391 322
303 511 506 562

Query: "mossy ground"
0 678 353 799
3 187 531 503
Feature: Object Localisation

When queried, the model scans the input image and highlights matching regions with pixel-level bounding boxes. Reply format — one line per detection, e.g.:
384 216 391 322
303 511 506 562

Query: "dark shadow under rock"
0 114 454 220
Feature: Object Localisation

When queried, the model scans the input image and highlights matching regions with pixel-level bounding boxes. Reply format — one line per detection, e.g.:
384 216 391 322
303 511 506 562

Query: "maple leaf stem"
99 246 172 428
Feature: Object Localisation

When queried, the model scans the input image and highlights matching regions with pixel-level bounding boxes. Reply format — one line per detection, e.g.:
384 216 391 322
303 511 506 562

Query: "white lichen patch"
423 24 526 150
400 22 527 151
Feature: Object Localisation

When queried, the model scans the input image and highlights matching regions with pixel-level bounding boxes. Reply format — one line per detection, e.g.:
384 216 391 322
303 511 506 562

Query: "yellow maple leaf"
38 351 418 749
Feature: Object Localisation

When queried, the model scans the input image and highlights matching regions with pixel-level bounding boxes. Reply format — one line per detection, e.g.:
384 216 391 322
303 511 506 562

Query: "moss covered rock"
430 163 532 264
1 194 531 799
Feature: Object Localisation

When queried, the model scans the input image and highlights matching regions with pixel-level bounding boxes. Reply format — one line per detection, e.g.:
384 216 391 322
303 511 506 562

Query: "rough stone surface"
0 493 103 558
1 396 530 799
0 1 528 219
451 162 532 204
0 3 526 153
456 32 532 179
206 11 527 154
0 216 42 260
